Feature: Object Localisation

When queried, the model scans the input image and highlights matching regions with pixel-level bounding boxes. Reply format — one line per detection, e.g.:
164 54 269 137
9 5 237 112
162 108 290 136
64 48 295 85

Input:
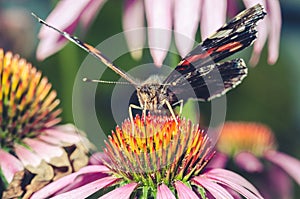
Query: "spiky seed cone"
0 49 61 149
0 49 92 199
103 114 214 198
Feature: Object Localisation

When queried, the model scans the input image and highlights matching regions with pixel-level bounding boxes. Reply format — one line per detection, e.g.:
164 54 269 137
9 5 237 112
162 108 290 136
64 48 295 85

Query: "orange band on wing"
181 47 217 66
216 42 243 52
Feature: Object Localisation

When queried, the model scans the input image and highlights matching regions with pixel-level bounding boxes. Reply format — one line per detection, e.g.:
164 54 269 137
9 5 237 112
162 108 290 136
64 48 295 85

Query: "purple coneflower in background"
31 115 263 199
36 0 281 66
210 122 300 199
0 49 93 199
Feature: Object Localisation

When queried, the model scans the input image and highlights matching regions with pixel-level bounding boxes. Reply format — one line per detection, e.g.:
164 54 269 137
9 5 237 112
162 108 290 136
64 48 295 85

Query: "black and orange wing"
164 4 266 102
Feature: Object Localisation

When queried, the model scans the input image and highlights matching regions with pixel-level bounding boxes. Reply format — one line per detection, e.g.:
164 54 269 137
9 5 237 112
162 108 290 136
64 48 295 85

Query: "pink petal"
36 0 88 60
36 0 97 60
156 183 176 199
38 1 90 37
23 138 64 163
265 164 293 199
0 149 23 183
242 1 266 11
193 176 234 199
54 123 82 132
266 0 281 64
264 150 300 185
41 124 83 145
36 30 69 61
89 152 111 165
80 0 107 29
174 181 199 199
52 176 119 199
31 165 110 199
206 152 228 168
227 0 239 18
243 0 268 66
123 0 145 60
234 152 263 173
145 0 172 67
99 182 138 199
205 168 263 199
174 0 201 57
200 0 227 40
56 172 108 194
14 144 42 167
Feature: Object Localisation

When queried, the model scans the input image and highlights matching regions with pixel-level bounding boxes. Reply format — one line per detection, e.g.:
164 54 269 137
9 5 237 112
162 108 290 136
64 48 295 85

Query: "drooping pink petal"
38 124 82 146
266 0 281 64
41 124 83 145
31 165 110 199
123 0 145 60
51 176 119 199
36 0 106 60
145 0 172 67
174 0 201 57
38 1 90 37
234 152 263 173
193 176 234 199
200 0 227 40
36 0 90 60
250 19 268 65
226 188 243 199
80 0 107 29
174 180 199 199
227 0 239 18
36 29 68 61
23 138 64 163
264 150 300 185
204 168 263 199
54 123 82 132
89 152 111 165
243 0 268 66
0 149 24 183
156 183 176 199
14 144 42 167
99 182 138 199
56 172 108 194
264 164 293 199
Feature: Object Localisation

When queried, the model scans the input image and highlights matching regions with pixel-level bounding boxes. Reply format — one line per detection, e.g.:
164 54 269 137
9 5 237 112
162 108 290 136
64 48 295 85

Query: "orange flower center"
103 115 214 188
217 122 277 157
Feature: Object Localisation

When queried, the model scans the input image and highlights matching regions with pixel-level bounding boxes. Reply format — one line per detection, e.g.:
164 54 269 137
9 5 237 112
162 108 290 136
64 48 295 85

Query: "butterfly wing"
163 4 265 102
166 58 247 103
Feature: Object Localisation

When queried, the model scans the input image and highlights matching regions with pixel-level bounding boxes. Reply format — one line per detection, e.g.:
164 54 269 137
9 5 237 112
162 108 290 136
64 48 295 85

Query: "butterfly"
32 4 266 121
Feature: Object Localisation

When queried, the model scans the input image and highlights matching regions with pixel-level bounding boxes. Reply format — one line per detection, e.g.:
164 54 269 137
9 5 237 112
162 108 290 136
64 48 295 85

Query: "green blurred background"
0 0 299 196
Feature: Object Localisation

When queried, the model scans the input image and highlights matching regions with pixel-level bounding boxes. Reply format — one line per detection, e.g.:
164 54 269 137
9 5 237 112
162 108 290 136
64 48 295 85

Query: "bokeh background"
0 0 299 196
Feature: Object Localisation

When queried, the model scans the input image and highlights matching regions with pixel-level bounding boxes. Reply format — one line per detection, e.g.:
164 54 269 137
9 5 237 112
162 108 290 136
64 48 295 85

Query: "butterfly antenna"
83 78 132 85
31 12 138 86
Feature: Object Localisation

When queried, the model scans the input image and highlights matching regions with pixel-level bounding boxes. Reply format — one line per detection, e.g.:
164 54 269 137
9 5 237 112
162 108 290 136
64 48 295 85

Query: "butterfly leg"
143 101 147 123
129 104 144 132
163 100 178 125
171 99 184 116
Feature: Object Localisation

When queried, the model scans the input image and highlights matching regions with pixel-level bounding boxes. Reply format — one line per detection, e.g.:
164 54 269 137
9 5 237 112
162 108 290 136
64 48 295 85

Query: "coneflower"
0 49 93 199
211 122 300 199
32 115 263 199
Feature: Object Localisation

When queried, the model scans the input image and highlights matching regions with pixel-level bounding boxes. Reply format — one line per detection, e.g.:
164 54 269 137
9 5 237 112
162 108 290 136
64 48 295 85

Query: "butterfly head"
135 75 169 111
